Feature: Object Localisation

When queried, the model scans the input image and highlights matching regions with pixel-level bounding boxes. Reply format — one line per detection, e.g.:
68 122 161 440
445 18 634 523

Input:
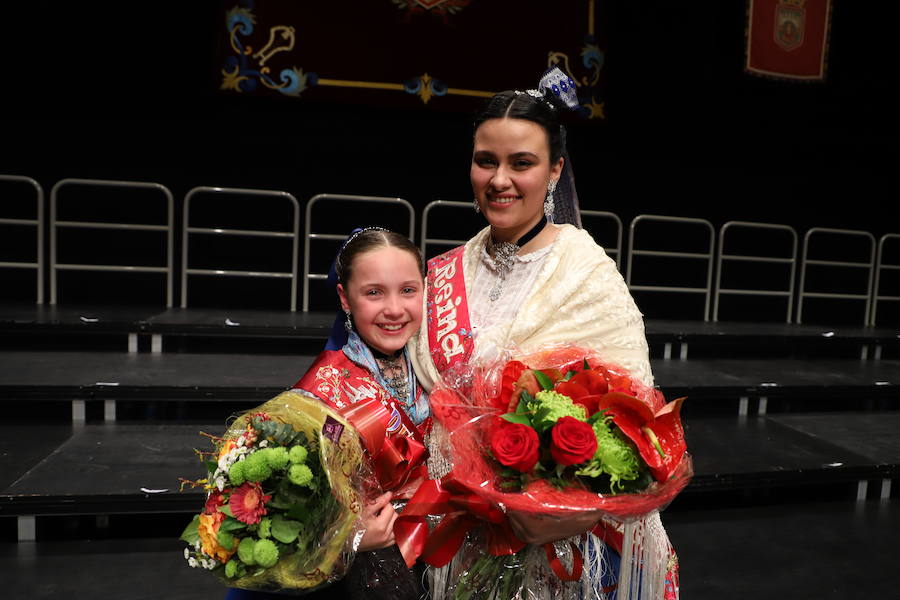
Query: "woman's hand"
357 491 398 552
506 509 602 546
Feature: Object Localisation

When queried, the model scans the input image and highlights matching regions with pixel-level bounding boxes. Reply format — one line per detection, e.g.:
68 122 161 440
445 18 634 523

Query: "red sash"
293 351 429 497
426 246 475 377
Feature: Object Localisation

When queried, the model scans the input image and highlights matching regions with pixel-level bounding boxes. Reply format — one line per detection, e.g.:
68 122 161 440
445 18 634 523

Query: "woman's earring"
544 179 557 220
344 310 353 332
473 198 481 213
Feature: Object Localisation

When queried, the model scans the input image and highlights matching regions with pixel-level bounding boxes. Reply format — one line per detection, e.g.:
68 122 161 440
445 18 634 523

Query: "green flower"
237 537 257 565
253 538 279 568
258 517 272 539
242 451 273 482
288 445 308 464
288 463 313 487
264 446 290 470
228 460 246 486
524 390 587 433
224 558 241 578
576 415 642 490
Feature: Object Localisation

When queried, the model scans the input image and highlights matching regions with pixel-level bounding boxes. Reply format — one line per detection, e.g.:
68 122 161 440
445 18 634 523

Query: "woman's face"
337 246 424 356
471 117 563 240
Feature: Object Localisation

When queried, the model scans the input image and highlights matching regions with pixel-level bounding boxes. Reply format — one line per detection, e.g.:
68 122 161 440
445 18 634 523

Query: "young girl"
226 227 429 600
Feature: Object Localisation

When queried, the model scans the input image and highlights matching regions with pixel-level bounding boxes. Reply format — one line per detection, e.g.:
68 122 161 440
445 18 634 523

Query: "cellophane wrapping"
427 344 692 600
181 390 370 595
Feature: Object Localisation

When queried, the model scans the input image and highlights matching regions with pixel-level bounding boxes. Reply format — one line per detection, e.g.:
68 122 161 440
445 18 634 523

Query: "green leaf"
532 370 554 391
217 529 236 551
271 515 304 544
218 504 235 517
219 517 246 533
204 460 218 475
520 389 534 405
500 412 532 427
179 515 200 545
286 503 311 522
563 370 577 381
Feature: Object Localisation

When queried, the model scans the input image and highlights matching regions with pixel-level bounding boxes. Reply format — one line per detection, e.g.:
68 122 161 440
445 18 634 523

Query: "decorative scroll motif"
391 0 472 19
221 5 310 97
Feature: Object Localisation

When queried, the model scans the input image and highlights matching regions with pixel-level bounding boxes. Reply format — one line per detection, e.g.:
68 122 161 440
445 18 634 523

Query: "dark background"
1 1 895 319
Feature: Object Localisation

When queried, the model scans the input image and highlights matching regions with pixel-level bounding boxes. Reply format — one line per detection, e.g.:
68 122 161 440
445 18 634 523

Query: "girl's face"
337 246 424 356
471 117 564 241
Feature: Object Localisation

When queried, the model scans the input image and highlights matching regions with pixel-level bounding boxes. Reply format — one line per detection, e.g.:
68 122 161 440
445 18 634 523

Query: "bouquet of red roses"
410 345 691 600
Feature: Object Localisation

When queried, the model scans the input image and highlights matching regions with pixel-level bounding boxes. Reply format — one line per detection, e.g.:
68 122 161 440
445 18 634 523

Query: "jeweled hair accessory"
538 66 579 110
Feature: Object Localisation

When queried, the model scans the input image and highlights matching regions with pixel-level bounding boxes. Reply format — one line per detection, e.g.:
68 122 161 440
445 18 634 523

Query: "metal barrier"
581 210 623 270
626 215 716 321
870 233 900 326
0 175 44 303
303 194 415 311
181 186 300 310
420 200 471 258
796 227 875 325
50 178 174 307
713 221 798 322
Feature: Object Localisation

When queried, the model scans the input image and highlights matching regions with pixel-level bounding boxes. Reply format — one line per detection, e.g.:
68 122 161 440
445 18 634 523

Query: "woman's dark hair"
335 228 424 286
473 90 567 163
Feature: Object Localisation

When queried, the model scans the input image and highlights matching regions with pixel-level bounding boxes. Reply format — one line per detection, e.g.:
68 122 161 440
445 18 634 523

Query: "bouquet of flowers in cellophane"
180 390 368 595
426 344 692 600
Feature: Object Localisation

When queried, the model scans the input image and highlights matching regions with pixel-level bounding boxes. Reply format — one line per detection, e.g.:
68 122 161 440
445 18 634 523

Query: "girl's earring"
473 198 481 213
344 310 353 332
544 179 557 220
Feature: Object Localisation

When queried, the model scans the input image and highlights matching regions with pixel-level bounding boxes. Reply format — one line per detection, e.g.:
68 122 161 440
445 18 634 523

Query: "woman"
409 74 678 599
227 227 429 600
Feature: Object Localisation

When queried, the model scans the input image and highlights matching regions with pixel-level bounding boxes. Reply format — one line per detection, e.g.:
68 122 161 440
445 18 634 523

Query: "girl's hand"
357 491 398 551
506 509 601 546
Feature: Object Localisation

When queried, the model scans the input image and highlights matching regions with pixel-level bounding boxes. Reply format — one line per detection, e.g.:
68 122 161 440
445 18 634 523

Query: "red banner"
745 0 832 81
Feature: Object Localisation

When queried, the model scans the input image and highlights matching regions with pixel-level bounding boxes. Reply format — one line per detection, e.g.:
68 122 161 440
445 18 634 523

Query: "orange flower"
230 481 271 524
198 511 234 563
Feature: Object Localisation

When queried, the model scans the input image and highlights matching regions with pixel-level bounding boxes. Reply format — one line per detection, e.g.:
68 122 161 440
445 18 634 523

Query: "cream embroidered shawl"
409 223 654 390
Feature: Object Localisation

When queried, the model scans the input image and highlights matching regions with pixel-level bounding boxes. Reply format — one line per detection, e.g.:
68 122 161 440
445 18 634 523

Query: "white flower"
188 557 199 568
215 476 226 491
259 440 269 448
184 548 190 560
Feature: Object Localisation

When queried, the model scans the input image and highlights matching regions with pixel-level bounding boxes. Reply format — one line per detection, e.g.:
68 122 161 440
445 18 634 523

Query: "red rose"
549 416 598 466
490 420 540 473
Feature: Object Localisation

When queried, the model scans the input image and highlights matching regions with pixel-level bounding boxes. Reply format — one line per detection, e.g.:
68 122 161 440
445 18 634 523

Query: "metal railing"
181 186 300 310
713 221 798 322
420 200 471 258
796 227 875 325
50 178 174 306
581 210 623 270
626 215 716 321
870 233 900 326
303 194 415 311
0 175 44 303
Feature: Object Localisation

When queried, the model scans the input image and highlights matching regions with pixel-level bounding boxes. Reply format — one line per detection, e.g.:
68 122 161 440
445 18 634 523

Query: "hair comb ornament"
538 66 579 110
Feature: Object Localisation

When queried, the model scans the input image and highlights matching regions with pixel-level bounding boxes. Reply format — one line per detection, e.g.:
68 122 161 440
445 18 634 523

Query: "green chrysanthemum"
525 390 587 433
242 451 273 482
288 463 313 487
253 538 279 568
576 415 642 490
228 459 247 486
288 445 308 464
264 446 290 470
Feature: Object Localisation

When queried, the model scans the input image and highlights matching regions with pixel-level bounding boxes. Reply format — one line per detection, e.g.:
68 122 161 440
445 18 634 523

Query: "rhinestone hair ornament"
517 66 580 111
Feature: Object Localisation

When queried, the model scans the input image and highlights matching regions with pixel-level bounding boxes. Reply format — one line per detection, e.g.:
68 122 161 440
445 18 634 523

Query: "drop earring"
544 179 557 220
344 310 353 332
473 198 481 213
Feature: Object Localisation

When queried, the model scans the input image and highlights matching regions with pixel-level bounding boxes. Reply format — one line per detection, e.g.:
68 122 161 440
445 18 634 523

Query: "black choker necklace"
486 217 548 301
370 346 403 361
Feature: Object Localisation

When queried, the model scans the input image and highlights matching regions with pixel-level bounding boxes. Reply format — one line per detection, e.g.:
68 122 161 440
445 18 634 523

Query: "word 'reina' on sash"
426 246 474 376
